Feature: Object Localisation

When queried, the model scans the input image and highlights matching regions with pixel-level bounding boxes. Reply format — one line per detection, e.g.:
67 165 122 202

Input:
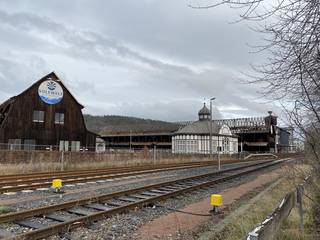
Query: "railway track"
0 161 219 194
0 158 289 239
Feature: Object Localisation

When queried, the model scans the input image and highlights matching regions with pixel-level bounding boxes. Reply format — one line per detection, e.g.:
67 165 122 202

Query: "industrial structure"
215 111 291 153
100 105 292 153
172 104 238 154
0 72 97 151
100 123 180 149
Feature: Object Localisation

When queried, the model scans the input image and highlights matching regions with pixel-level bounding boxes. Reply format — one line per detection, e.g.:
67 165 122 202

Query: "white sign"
38 80 64 105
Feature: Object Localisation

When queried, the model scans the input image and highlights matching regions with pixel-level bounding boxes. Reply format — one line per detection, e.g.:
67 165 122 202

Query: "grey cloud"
0 1 275 122
0 9 195 76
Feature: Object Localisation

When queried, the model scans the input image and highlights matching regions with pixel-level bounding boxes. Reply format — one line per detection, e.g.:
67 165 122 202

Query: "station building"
0 72 97 151
172 104 238 154
100 104 292 153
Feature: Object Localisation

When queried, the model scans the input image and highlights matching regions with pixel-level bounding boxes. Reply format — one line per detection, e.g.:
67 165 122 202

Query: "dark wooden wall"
0 73 96 148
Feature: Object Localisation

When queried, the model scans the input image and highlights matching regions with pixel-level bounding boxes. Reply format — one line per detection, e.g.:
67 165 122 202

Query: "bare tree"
191 0 320 163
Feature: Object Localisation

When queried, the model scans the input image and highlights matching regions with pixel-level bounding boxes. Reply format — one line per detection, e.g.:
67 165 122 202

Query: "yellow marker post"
52 179 63 193
210 194 222 214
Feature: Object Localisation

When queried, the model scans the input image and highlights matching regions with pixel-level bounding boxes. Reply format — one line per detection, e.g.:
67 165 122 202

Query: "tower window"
55 112 65 124
33 110 45 123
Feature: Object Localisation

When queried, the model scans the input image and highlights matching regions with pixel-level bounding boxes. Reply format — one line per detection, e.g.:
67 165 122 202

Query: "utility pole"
218 135 220 170
209 97 215 159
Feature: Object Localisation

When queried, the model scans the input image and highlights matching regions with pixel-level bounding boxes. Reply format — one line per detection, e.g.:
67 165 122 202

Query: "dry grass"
193 164 315 240
276 178 320 240
0 156 258 175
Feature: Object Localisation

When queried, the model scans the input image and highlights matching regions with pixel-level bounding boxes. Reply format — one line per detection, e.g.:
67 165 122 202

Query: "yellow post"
52 179 62 193
210 194 222 214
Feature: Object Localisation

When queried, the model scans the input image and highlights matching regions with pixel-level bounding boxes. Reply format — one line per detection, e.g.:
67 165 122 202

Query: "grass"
184 164 315 240
0 206 11 214
0 154 258 175
276 177 320 240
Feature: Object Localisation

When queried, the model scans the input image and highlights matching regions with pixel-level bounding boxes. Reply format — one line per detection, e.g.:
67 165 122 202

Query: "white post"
218 136 220 171
153 144 156 165
210 101 213 157
60 149 64 171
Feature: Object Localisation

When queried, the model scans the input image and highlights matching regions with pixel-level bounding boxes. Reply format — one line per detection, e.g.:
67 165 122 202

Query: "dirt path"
135 169 282 240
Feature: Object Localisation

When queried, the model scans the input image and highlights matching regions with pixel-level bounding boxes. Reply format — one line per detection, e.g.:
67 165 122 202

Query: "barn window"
8 139 22 150
24 139 36 151
33 110 45 123
59 140 69 151
71 141 80 151
55 113 65 124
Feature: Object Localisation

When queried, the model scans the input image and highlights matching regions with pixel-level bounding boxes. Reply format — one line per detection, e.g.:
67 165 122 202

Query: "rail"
0 161 216 194
0 159 289 239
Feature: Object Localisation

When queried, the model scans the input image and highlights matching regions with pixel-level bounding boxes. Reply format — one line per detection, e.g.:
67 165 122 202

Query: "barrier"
246 176 311 240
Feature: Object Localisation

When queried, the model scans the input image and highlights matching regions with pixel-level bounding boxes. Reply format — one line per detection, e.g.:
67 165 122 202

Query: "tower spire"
198 102 210 121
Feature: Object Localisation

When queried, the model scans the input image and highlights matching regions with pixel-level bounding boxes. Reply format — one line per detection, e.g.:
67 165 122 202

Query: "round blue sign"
38 80 64 105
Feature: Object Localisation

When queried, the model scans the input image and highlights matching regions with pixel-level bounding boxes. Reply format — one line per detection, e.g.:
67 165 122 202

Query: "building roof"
175 120 221 135
100 122 182 136
0 72 85 110
198 103 210 115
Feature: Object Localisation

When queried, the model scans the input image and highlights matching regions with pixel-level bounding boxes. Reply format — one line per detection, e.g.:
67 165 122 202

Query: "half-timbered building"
172 104 238 154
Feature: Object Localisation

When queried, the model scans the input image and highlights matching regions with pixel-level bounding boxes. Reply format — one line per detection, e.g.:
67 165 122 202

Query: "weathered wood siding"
0 72 96 148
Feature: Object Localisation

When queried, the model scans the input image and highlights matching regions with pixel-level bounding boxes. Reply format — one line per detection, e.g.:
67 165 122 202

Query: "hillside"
83 114 181 135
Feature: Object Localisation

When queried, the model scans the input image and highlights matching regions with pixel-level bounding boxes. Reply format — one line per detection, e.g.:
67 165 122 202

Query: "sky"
0 0 284 122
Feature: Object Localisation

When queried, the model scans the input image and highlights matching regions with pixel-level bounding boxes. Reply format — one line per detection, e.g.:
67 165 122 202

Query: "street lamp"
209 97 215 158
209 97 220 171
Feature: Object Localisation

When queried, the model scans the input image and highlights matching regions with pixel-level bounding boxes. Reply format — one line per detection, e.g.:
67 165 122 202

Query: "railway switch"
210 194 222 214
52 179 63 193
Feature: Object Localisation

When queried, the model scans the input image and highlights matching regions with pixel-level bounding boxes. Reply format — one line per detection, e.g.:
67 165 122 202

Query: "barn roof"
0 72 85 109
0 97 14 112
16 72 85 109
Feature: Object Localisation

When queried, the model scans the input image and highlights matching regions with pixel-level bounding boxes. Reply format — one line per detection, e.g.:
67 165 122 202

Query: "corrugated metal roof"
100 122 182 136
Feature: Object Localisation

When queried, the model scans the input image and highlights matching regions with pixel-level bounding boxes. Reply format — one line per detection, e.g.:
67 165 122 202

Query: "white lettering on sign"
38 80 64 105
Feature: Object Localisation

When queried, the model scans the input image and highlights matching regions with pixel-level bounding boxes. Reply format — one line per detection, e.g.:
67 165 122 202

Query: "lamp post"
209 97 215 160
129 130 132 152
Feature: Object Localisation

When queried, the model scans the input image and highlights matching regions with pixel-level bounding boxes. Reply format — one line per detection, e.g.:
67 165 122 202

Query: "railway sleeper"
117 197 140 203
129 194 152 200
67 208 96 216
85 203 111 211
14 219 46 229
45 213 73 222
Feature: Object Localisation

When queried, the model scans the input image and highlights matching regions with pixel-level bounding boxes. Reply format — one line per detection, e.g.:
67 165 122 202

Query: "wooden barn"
0 72 97 151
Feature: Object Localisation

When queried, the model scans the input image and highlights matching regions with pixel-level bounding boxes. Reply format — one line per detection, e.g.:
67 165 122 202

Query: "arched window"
222 137 229 153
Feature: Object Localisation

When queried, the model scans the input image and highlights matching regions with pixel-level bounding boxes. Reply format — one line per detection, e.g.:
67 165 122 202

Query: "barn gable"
0 72 97 150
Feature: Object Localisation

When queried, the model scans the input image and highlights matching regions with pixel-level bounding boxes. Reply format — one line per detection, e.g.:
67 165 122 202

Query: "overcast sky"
0 0 283 122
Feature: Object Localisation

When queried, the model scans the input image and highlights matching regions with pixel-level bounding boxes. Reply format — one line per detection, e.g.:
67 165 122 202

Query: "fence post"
60 150 64 171
153 145 156 165
297 184 304 233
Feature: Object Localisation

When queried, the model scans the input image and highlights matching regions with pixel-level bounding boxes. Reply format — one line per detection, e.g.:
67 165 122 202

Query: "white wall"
172 134 238 154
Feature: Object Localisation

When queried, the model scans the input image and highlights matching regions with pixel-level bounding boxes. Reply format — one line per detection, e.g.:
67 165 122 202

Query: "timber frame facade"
0 72 97 151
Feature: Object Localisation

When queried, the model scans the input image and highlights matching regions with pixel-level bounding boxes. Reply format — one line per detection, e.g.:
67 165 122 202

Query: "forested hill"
83 114 181 135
